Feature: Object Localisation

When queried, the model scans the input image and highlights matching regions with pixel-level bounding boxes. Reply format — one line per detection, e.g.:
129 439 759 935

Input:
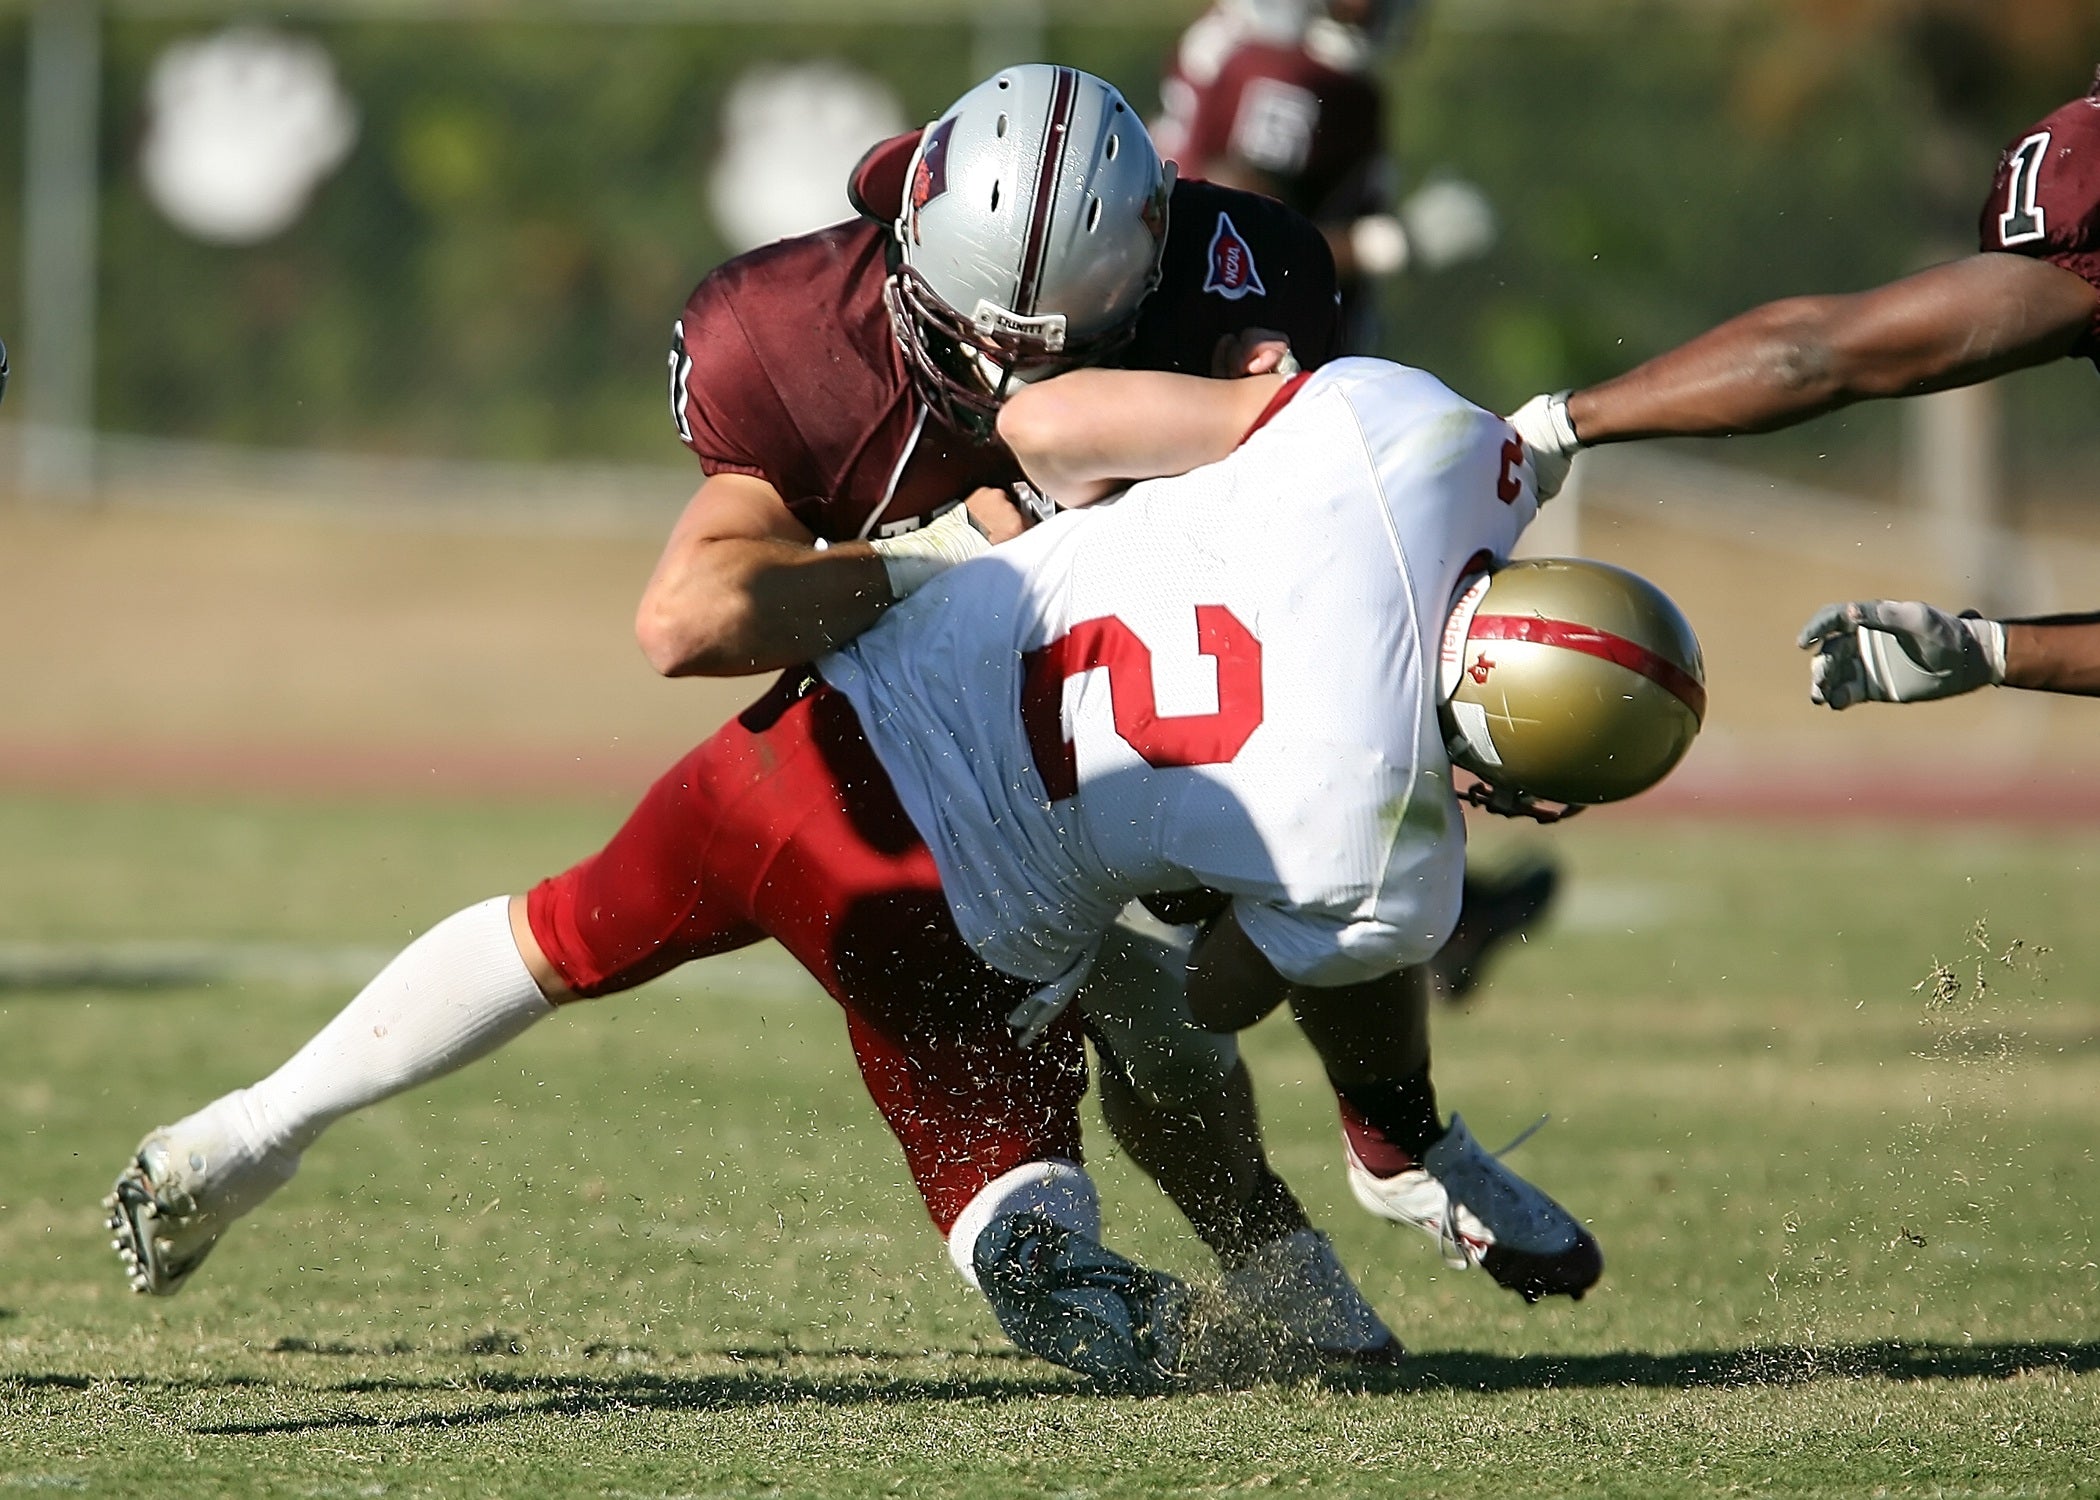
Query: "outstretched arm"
1564 253 2099 445
1798 601 2100 707
635 472 1023 677
2003 616 2100 695
996 368 1285 508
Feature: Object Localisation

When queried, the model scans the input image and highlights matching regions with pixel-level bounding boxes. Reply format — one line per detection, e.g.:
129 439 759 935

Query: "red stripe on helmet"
1468 614 1706 723
1015 66 1080 316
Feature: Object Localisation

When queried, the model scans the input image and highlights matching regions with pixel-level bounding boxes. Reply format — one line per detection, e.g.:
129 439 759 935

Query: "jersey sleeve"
1977 91 2100 359
668 274 805 493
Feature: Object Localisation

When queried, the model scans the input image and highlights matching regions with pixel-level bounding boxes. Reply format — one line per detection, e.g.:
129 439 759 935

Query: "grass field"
3 792 2098 1497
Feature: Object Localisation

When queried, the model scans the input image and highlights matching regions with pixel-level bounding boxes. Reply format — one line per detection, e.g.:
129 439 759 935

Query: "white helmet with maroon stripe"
1438 558 1705 812
886 65 1172 430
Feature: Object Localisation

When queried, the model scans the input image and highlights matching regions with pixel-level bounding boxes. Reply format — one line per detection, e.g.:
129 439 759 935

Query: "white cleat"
1346 1113 1602 1304
103 1105 299 1296
1221 1229 1403 1366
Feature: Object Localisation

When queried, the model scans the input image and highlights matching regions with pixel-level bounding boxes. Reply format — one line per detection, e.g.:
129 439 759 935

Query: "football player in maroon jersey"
648 64 1375 1318
104 68 1415 1382
656 61 1569 1306
1508 69 2100 496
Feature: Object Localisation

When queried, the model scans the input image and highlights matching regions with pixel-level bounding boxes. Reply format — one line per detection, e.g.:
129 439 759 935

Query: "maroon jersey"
1978 70 2100 364
1173 40 1386 226
669 137 1339 544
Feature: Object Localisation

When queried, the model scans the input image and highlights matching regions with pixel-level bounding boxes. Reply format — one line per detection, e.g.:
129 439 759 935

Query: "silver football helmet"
887 65 1172 430
1438 558 1705 814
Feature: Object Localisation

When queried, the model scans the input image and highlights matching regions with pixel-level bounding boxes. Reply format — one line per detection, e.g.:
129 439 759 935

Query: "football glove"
1506 390 1578 501
1797 600 2007 711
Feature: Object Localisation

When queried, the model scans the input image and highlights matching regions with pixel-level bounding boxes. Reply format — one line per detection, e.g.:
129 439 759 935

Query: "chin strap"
1459 781 1585 825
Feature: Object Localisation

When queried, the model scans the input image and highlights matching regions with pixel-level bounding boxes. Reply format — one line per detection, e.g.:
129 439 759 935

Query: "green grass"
4 793 2098 1497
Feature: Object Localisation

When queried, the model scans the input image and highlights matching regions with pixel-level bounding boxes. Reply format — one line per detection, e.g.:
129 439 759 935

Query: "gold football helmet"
1437 558 1705 813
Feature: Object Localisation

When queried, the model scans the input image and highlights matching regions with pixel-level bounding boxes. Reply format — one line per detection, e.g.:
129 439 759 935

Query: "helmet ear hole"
1086 198 1103 232
996 113 1008 138
1105 132 1119 160
990 181 1001 212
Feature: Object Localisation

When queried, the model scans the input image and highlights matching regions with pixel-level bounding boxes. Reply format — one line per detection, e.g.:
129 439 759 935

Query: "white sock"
945 1159 1100 1289
215 896 553 1159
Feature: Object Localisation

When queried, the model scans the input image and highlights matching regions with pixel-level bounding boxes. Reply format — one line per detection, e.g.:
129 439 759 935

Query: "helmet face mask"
885 65 1171 434
885 262 1146 432
1437 558 1705 812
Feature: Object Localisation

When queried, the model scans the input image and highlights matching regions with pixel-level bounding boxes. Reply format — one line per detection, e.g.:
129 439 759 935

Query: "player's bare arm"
1565 254 2100 445
636 472 888 677
997 368 1285 508
2004 616 2100 695
636 473 1026 677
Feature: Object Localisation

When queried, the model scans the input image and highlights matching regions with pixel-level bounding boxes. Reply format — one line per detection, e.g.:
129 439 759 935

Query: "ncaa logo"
908 118 957 245
1202 212 1266 300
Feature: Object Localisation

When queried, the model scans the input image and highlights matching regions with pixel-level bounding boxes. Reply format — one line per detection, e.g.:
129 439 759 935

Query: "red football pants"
526 674 1088 1234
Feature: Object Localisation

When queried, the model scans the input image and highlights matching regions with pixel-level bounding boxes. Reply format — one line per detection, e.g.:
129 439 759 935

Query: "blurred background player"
1509 66 2100 499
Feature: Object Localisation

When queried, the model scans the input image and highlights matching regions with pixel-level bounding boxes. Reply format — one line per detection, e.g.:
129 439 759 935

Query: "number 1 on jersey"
1021 606 1265 801
1999 130 2052 246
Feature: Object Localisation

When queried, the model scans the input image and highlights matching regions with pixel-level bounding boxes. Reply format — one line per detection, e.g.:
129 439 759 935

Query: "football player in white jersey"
827 357 1700 1356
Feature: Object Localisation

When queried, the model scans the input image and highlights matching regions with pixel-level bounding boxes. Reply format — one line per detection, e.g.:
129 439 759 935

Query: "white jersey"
823 358 1538 1002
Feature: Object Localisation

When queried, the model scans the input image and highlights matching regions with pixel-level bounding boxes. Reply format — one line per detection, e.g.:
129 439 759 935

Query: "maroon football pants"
526 674 1089 1234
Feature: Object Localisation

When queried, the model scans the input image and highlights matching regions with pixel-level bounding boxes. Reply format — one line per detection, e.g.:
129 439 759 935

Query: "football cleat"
974 1212 1188 1393
1346 1113 1602 1304
1219 1229 1403 1367
104 1107 299 1296
1428 857 1560 1004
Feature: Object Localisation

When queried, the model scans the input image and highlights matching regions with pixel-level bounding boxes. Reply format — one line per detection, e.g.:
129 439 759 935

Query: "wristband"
869 504 990 599
1959 612 2009 684
1543 390 1580 451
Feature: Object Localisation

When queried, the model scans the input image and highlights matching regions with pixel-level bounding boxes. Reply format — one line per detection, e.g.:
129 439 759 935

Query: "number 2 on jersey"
1020 606 1264 801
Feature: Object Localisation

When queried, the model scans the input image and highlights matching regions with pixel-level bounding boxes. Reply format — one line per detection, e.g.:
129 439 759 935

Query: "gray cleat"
974 1213 1188 1392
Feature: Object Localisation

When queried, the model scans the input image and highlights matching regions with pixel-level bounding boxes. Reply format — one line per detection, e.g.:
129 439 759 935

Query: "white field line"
0 939 821 996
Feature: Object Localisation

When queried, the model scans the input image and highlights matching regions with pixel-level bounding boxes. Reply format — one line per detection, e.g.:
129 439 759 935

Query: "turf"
3 793 2097 1497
